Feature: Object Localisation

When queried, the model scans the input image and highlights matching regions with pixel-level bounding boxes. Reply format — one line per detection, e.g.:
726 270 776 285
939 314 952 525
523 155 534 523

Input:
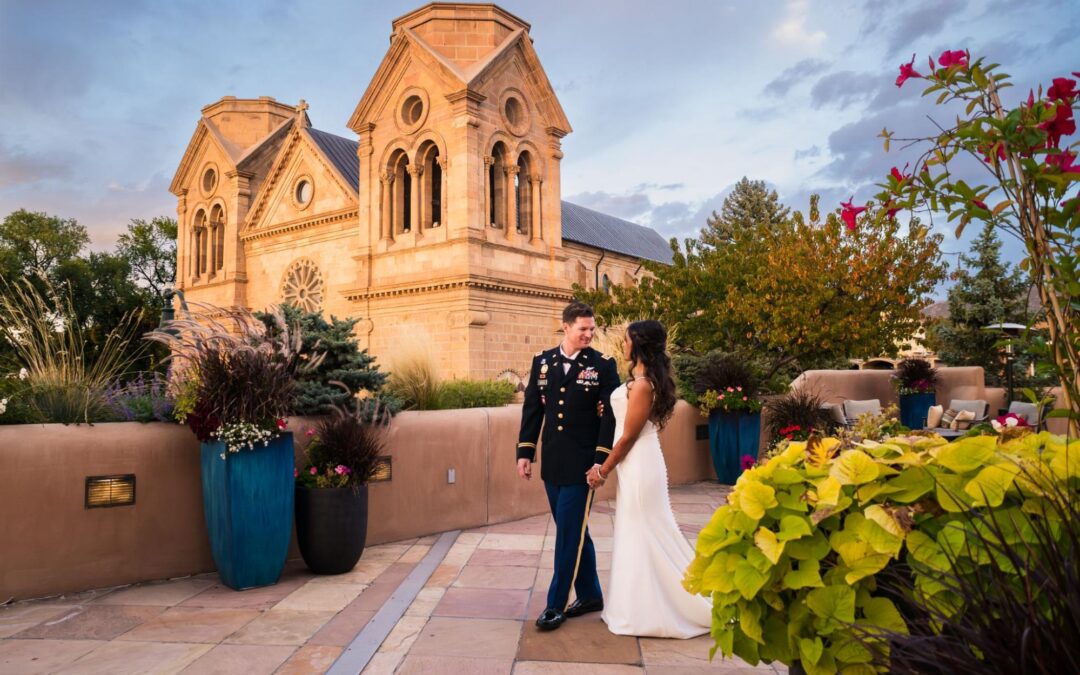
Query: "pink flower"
840 198 867 231
938 49 969 69
736 386 743 391
719 393 726 399
979 143 1006 164
1048 77 1078 103
895 54 922 87
305 428 316 437
294 468 299 478
276 418 288 431
971 199 989 211
1047 150 1078 172
726 387 735 392
1026 89 1036 109
740 455 757 471
742 396 748 401
309 466 318 475
1040 101 1076 148
334 465 351 475
884 200 900 220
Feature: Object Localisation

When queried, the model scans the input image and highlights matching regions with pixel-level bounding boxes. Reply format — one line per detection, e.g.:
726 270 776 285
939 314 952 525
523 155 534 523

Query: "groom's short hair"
562 301 594 325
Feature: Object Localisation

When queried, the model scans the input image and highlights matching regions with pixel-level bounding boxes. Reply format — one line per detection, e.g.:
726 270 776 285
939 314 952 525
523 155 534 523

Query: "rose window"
281 259 324 312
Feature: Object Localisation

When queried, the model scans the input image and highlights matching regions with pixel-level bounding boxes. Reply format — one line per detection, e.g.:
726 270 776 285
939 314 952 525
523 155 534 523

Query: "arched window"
515 152 533 236
192 209 207 277
419 143 442 229
489 142 508 229
209 204 225 273
389 150 411 234
602 273 611 294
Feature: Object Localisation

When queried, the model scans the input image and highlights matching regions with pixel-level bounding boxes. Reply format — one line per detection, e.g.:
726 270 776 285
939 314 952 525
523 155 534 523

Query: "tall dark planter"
199 432 294 590
295 484 369 575
707 410 761 485
899 392 936 430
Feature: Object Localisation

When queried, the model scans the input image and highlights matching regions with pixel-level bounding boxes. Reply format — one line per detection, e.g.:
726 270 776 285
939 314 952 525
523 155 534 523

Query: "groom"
516 301 620 631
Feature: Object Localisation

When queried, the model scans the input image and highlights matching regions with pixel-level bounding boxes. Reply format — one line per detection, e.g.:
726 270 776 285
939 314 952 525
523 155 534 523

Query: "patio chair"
821 403 847 429
1007 400 1041 428
926 399 989 431
842 399 881 426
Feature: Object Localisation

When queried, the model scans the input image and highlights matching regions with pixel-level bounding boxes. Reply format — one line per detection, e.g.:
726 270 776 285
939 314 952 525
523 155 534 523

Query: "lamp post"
982 322 1026 407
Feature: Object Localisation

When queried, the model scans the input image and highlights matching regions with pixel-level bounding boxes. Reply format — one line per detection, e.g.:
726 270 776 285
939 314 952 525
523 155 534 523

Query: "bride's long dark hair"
625 320 678 429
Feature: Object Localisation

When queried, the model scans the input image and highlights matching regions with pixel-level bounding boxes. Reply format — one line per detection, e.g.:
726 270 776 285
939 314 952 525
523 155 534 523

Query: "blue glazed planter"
707 411 761 485
200 432 295 590
899 392 936 430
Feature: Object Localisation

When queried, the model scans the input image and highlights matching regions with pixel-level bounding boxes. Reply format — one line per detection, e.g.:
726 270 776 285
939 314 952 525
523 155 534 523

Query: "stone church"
169 2 672 381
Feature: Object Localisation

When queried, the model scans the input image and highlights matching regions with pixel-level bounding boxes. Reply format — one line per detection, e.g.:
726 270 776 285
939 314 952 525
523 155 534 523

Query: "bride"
586 320 711 638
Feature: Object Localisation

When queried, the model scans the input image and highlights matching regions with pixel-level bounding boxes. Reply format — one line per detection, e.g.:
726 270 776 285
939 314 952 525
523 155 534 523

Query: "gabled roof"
561 201 673 265
306 128 359 191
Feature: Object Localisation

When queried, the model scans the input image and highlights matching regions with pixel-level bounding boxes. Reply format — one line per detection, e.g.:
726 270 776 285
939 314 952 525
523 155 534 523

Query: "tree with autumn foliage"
576 193 946 384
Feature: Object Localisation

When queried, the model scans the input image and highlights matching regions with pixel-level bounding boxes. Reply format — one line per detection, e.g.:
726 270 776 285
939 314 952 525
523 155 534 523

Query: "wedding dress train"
601 382 712 638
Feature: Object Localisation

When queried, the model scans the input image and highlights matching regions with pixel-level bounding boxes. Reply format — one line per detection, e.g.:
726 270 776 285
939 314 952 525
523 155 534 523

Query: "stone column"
504 164 519 240
438 157 449 227
380 172 394 242
482 155 493 228
408 165 423 236
176 190 188 290
530 174 543 244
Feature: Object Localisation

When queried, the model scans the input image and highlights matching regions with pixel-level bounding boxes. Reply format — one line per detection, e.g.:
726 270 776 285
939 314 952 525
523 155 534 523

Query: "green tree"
256 304 391 415
928 222 1029 385
577 195 947 385
699 177 790 248
116 216 177 300
0 209 89 279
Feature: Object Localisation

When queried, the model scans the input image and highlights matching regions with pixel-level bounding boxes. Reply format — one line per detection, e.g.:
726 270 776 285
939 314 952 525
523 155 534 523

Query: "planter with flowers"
689 353 762 485
891 358 938 430
147 306 322 590
295 395 391 574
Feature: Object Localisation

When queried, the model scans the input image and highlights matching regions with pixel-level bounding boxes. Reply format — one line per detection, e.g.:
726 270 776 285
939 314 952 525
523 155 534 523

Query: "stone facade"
169 3 667 382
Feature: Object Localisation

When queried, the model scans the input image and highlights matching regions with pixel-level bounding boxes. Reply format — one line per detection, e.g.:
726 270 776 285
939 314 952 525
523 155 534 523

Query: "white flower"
991 419 1003 432
1005 416 1019 427
18 368 28 380
0 398 7 416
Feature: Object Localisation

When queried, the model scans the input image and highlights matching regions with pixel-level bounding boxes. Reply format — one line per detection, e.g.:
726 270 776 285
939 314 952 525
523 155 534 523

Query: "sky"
1 0 1077 275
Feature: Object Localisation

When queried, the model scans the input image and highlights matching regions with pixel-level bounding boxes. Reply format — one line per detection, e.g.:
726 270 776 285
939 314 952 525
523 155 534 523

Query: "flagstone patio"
0 482 786 674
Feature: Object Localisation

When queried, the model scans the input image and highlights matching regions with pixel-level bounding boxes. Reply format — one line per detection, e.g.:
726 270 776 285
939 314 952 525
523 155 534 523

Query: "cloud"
633 182 684 192
883 0 967 57
794 145 822 160
0 140 71 188
772 0 827 47
809 71 882 109
763 58 831 97
564 190 652 220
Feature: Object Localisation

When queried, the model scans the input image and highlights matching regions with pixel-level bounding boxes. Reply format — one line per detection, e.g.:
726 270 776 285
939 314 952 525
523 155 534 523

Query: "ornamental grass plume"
0 277 145 423
383 328 441 411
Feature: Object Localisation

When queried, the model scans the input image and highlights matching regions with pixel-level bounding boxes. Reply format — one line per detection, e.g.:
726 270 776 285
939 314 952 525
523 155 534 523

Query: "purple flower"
741 455 757 471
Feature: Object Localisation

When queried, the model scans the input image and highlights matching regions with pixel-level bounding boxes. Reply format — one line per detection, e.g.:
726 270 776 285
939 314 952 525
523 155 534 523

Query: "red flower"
895 54 922 87
884 200 900 220
1026 89 1036 108
978 143 1006 164
840 198 867 231
938 49 969 69
1047 150 1078 172
972 199 989 211
890 164 911 185
276 418 288 431
1048 77 1077 103
740 454 757 471
1040 101 1077 148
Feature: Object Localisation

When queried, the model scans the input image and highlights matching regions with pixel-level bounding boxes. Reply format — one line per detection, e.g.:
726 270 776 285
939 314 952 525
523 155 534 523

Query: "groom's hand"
517 458 532 480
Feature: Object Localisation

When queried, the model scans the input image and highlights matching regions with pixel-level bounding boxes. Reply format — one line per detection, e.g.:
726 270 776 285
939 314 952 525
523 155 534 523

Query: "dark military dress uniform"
516 345 620 613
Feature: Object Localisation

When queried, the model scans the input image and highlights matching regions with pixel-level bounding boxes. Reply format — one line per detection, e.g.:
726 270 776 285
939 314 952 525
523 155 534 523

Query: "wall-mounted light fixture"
85 474 136 508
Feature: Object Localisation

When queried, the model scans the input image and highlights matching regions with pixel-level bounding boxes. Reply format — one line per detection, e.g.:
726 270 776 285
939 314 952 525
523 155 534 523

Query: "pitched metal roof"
307 128 359 191
561 201 673 264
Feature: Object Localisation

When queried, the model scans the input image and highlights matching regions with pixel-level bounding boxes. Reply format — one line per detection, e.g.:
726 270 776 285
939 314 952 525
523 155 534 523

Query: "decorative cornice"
242 209 358 242
341 277 573 302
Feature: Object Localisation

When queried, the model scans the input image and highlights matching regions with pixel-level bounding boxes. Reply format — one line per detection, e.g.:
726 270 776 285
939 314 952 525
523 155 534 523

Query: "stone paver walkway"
0 482 785 674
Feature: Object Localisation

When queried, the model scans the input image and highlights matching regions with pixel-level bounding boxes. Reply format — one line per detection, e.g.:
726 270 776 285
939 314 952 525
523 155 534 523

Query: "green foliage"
699 177 790 249
685 430 1080 672
0 209 89 279
580 194 946 380
436 379 515 410
299 399 391 489
891 357 939 394
255 305 389 415
115 216 177 299
763 390 838 446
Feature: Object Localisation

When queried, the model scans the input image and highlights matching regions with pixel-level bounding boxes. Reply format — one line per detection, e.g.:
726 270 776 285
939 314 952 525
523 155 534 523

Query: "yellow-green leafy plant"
684 430 1079 673
384 332 441 411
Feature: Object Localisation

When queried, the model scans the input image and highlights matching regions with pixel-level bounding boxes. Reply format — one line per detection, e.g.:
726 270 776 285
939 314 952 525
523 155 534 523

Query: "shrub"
892 357 938 395
298 397 390 491
255 305 389 415
763 390 838 446
0 278 144 424
683 430 1079 673
590 322 630 377
436 379 515 409
384 337 441 411
102 371 175 423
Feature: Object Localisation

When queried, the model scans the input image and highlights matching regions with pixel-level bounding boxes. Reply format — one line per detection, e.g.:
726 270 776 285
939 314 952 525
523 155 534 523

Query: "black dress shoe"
565 597 604 618
535 608 566 630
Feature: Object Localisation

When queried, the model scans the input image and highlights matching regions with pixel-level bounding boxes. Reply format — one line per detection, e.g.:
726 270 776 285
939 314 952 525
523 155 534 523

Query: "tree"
577 194 947 384
0 209 88 279
699 177 790 248
115 217 177 300
928 222 1029 385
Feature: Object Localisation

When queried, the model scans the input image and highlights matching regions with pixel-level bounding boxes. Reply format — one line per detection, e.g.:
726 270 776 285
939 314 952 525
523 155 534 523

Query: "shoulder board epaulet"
600 353 612 360
534 350 543 357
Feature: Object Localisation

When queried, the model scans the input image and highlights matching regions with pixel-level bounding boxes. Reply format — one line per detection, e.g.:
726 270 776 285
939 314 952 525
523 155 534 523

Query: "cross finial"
296 99 309 115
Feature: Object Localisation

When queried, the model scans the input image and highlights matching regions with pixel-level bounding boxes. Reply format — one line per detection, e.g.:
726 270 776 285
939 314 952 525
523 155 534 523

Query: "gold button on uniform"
558 413 564 419
557 425 564 431
560 387 566 392
559 400 564 405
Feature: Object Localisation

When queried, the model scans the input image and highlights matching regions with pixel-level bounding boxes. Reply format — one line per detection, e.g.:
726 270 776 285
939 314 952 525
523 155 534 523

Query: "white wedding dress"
601 382 712 638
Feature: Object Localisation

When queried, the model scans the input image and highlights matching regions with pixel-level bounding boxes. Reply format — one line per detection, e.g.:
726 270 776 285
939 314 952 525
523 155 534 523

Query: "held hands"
586 463 606 489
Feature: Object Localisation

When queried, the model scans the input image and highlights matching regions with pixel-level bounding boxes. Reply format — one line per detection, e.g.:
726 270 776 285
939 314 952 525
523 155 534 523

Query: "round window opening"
295 179 313 206
504 97 522 127
402 95 424 126
202 167 217 194
282 259 324 313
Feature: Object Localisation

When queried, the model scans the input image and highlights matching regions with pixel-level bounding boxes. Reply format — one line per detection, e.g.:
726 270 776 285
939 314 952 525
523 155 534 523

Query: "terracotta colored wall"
790 366 988 409
0 402 713 601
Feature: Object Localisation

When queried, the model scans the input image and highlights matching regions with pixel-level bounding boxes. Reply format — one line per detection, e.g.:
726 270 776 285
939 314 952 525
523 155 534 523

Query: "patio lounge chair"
1007 400 1041 428
842 399 881 426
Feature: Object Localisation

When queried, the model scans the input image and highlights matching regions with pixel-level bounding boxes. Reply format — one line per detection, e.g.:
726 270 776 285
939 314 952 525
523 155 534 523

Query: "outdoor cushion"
1007 401 1040 426
951 409 976 430
948 399 989 422
926 405 944 428
822 403 846 426
843 399 881 420
940 408 958 427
